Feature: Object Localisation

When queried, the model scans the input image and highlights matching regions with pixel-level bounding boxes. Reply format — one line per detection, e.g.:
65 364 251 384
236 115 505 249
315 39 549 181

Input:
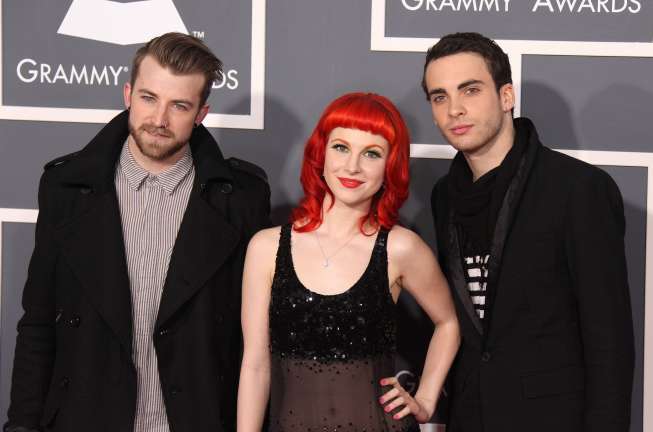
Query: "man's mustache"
141 124 173 138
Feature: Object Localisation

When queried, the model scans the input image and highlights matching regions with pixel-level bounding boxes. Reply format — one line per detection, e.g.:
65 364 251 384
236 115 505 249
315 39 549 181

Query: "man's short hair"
421 32 512 99
130 32 223 106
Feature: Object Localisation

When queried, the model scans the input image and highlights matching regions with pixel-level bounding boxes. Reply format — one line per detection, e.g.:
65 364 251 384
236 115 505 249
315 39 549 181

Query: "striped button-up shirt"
115 141 195 432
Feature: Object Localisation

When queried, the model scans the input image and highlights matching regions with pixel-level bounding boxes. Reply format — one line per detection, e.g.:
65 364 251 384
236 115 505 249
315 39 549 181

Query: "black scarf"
447 118 530 256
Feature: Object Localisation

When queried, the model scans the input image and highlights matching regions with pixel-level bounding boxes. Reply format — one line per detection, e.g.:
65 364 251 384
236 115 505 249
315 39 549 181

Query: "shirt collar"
118 140 194 195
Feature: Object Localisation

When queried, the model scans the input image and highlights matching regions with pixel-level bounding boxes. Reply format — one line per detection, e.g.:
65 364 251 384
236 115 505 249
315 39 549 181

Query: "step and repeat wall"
0 1 651 430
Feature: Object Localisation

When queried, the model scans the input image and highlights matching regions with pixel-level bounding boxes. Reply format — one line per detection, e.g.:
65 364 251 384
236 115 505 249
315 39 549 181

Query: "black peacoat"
431 118 634 432
5 110 270 432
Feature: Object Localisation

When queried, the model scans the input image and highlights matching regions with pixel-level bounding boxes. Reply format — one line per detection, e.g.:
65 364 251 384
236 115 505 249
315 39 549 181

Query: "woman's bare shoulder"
386 225 432 262
247 226 283 255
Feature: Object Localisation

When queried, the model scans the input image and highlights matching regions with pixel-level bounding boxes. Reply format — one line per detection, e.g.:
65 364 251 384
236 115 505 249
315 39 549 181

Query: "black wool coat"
431 118 634 432
5 111 270 432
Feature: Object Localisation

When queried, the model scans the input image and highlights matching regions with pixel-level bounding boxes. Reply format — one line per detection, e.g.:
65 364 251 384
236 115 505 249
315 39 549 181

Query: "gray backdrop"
0 1 650 430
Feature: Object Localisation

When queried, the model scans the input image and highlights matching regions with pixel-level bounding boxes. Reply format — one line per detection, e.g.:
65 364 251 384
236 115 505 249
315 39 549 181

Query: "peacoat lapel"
154 125 240 330
57 192 133 352
482 119 541 339
55 111 133 353
445 211 484 336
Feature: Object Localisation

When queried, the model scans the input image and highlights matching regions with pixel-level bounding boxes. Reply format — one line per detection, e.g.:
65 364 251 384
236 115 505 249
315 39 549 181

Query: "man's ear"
195 104 210 126
499 83 515 113
123 83 132 109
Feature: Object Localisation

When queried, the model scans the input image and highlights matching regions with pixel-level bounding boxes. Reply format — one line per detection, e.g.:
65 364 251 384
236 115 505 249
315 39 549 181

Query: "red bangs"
320 98 397 147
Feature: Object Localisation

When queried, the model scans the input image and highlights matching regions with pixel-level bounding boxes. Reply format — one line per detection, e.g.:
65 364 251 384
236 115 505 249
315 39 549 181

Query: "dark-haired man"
424 32 634 432
5 32 269 432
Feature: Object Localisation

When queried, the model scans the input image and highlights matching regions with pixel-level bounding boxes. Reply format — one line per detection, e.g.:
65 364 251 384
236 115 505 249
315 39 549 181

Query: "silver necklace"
313 229 358 268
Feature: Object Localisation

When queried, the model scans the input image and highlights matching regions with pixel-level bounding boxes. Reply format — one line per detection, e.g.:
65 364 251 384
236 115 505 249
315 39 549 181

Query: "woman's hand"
378 377 434 423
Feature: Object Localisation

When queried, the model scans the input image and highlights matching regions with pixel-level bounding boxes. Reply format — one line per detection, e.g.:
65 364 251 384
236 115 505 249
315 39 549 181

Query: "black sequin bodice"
268 224 418 432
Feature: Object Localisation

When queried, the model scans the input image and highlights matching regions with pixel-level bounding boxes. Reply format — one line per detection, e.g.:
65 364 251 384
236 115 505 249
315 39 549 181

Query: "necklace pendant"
323 260 329 268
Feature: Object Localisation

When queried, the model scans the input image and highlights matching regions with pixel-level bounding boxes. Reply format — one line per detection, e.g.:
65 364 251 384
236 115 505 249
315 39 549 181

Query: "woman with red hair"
237 93 459 431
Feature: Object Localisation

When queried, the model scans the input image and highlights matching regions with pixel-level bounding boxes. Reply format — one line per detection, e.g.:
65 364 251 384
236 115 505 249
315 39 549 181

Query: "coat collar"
445 117 542 337
58 110 233 192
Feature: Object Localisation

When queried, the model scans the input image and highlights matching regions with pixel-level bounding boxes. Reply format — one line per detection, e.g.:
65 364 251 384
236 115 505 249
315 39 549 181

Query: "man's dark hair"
130 32 223 106
421 32 512 99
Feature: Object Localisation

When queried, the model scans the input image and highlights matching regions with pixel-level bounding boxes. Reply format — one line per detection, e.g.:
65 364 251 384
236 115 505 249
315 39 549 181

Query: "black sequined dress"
268 224 419 432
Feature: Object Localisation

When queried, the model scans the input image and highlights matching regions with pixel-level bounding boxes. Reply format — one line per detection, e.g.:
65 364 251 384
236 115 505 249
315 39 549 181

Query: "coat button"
220 183 233 194
481 351 492 362
169 386 182 396
79 187 93 195
68 316 81 327
159 328 169 336
60 377 70 389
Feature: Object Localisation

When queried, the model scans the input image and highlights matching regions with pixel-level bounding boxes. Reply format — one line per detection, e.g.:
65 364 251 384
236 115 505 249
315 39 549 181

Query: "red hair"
291 92 410 234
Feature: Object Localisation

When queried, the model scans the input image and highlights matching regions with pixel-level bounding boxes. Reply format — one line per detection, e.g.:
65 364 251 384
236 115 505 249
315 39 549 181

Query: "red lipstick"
337 177 364 188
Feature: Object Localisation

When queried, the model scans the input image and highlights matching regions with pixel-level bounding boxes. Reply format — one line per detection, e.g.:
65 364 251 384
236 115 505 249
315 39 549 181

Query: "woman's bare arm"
237 227 279 431
380 227 460 422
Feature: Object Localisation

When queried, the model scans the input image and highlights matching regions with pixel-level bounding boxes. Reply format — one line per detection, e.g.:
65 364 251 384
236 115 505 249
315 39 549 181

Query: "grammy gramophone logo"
57 0 189 45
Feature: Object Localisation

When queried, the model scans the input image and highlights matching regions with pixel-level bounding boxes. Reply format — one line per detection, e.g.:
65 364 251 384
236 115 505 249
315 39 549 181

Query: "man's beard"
128 121 188 161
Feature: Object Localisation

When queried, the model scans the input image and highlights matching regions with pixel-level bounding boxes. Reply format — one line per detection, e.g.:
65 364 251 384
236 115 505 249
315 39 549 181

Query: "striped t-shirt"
463 254 490 319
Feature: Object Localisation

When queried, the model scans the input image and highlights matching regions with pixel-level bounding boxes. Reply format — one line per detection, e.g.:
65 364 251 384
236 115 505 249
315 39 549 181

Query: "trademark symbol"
192 31 205 39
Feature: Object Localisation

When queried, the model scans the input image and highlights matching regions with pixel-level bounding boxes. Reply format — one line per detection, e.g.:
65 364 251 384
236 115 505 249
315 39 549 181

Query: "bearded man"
5 32 269 432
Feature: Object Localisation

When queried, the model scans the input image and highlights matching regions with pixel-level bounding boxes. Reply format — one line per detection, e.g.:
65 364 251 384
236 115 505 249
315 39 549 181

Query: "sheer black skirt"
269 354 419 432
